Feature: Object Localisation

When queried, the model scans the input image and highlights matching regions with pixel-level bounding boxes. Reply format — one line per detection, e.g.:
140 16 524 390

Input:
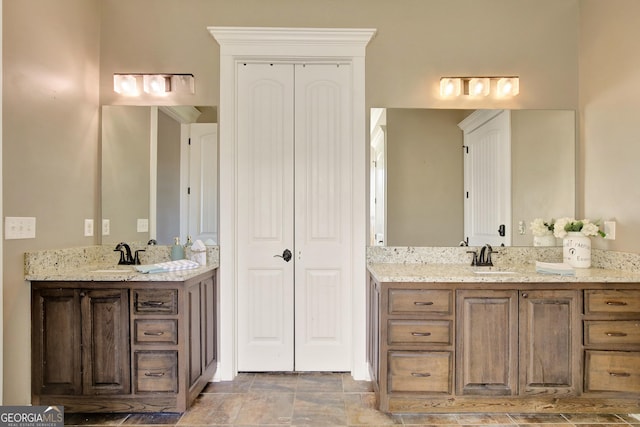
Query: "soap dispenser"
171 237 185 260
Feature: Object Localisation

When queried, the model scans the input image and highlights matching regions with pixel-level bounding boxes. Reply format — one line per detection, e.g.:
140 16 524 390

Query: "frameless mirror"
101 105 218 246
370 108 576 247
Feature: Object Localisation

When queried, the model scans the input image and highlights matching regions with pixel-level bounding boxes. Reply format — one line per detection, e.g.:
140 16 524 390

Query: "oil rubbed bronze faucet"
114 242 134 265
468 243 497 267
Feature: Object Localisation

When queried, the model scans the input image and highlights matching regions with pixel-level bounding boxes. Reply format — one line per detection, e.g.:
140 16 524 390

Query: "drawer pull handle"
144 372 165 377
411 332 432 337
609 371 631 377
143 331 165 336
141 301 166 307
605 332 627 337
605 301 627 306
414 301 434 306
411 372 431 378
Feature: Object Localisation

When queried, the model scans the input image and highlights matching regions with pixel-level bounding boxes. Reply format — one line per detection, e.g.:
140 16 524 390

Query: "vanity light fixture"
439 76 520 97
113 73 195 96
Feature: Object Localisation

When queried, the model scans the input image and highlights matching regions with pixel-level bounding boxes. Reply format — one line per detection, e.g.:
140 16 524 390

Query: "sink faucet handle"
134 249 146 265
466 250 478 266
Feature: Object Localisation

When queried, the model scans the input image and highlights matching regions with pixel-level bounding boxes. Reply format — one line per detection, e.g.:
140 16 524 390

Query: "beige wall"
511 110 576 246
3 0 101 403
3 0 638 404
386 109 466 246
99 0 580 110
579 0 640 253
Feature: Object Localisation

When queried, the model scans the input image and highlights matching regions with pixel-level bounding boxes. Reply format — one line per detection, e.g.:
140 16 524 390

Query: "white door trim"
209 27 376 381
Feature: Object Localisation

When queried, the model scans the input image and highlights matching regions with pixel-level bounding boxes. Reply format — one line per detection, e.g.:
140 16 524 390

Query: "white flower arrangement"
553 217 606 238
529 218 555 237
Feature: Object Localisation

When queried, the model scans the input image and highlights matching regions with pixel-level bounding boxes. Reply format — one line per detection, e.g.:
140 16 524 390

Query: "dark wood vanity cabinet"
31 287 130 397
368 276 640 414
31 269 217 413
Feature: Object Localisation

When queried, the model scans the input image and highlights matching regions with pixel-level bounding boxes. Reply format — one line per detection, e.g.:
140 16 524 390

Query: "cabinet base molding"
386 396 640 414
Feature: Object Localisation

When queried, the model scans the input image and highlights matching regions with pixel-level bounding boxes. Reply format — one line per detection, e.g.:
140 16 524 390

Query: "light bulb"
497 77 519 96
113 75 139 96
440 78 461 97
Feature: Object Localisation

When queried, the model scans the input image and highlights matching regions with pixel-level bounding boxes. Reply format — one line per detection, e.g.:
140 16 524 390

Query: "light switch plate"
102 219 110 236
84 219 94 237
604 221 616 240
137 218 149 233
5 216 36 239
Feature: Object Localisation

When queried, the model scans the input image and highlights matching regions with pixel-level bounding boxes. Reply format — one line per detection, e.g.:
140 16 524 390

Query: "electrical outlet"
604 221 616 240
84 219 94 237
102 219 110 236
137 218 149 233
5 216 36 239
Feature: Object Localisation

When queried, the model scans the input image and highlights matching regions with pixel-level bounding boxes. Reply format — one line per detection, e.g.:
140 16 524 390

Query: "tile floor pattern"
64 373 640 426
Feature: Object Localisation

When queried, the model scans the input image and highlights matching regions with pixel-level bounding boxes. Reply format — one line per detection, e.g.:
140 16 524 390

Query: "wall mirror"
370 108 576 247
101 105 218 246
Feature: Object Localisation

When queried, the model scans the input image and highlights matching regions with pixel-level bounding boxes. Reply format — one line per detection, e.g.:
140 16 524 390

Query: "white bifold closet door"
237 62 352 372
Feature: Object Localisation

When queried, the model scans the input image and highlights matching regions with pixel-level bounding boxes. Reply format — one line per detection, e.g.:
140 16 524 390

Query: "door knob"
274 249 292 262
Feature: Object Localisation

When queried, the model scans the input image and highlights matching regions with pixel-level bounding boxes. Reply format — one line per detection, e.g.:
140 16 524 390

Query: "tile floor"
64 373 640 426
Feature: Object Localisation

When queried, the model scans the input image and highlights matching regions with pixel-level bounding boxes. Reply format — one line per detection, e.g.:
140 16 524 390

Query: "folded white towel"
535 261 575 276
136 259 200 274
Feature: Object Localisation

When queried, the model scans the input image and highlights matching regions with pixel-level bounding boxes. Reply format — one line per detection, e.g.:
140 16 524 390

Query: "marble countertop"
368 263 640 284
25 262 218 282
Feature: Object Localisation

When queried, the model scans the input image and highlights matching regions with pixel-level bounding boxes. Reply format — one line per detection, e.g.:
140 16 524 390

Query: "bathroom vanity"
27 255 217 413
367 263 640 414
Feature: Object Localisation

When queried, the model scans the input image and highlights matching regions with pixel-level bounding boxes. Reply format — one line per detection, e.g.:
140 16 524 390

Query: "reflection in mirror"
370 108 575 247
101 105 217 246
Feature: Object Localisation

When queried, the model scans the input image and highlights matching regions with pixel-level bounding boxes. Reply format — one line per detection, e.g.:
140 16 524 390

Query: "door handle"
274 249 292 262
498 224 506 237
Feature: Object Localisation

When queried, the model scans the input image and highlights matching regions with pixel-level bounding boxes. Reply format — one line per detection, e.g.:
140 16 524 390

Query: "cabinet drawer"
389 290 452 315
134 319 178 345
584 321 640 347
585 290 640 314
585 350 640 394
134 289 178 314
134 351 178 393
388 351 452 394
388 320 452 345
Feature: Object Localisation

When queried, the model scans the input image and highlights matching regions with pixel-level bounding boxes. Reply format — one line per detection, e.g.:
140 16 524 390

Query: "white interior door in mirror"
460 110 511 247
187 123 218 243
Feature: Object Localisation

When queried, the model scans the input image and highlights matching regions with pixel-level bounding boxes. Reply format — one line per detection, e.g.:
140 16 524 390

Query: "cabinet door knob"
522 292 528 298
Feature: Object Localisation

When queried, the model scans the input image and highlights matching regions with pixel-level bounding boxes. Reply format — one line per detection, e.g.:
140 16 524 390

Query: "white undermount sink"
471 268 518 275
473 270 516 275
89 266 136 273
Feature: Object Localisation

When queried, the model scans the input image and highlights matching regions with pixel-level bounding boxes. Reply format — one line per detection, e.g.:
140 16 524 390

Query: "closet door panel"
294 63 352 371
237 63 295 371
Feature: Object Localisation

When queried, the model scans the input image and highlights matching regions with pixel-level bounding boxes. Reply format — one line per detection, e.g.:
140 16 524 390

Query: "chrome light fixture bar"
113 73 195 96
440 76 519 97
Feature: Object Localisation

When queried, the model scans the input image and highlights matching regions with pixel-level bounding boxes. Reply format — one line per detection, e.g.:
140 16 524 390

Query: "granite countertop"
367 263 640 284
25 262 218 282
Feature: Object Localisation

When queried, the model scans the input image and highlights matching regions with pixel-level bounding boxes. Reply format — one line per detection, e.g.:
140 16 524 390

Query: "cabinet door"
202 276 217 373
81 289 130 395
519 290 581 395
187 276 217 387
456 290 518 396
32 288 82 395
187 280 203 386
367 276 380 382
